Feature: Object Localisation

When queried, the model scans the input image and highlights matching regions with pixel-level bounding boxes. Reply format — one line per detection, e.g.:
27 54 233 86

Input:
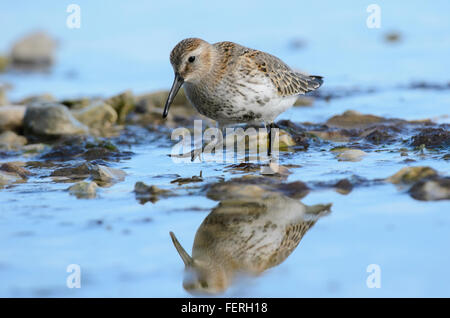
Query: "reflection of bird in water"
170 193 331 294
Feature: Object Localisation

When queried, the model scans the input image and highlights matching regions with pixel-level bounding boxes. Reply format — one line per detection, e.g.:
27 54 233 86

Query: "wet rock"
387 166 438 184
0 105 26 131
68 181 98 199
0 170 23 186
40 137 128 162
134 181 173 204
409 177 450 201
326 110 389 129
0 131 27 150
411 128 450 149
24 102 88 136
72 101 118 129
51 163 92 181
0 162 31 179
331 147 367 162
22 143 47 155
106 90 135 124
276 120 309 150
10 31 57 69
361 126 395 145
91 165 126 185
334 179 353 194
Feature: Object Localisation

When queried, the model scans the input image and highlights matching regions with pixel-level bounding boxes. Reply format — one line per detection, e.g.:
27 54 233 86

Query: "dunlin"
163 38 323 157
170 193 331 294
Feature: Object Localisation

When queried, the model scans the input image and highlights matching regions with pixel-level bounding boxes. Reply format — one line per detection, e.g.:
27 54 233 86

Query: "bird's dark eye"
188 56 196 63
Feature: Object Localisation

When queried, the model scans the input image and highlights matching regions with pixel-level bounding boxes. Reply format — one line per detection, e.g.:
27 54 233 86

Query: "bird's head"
163 38 213 118
169 231 228 295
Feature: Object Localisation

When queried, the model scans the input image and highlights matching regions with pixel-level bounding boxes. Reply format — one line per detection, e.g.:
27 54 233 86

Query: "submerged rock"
72 101 118 129
68 181 98 199
409 177 450 201
24 102 88 136
10 31 57 69
0 105 26 132
0 131 27 150
387 166 438 184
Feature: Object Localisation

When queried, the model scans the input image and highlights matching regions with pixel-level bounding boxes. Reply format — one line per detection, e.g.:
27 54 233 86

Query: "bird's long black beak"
163 72 184 118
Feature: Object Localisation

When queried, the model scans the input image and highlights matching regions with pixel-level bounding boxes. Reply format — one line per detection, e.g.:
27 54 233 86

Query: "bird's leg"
266 122 275 157
191 122 224 162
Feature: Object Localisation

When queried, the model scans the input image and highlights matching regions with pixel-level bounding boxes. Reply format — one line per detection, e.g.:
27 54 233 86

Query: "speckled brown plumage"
165 38 323 126
170 192 331 294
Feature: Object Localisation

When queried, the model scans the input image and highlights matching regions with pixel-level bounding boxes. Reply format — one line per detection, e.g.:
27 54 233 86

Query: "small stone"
51 163 92 181
0 131 27 150
68 181 98 199
72 102 118 129
387 166 438 184
0 170 23 186
0 162 31 179
0 105 26 132
24 102 88 136
91 165 126 185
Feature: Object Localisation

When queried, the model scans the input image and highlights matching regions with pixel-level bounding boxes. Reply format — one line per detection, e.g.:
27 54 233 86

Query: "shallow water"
0 1 450 297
